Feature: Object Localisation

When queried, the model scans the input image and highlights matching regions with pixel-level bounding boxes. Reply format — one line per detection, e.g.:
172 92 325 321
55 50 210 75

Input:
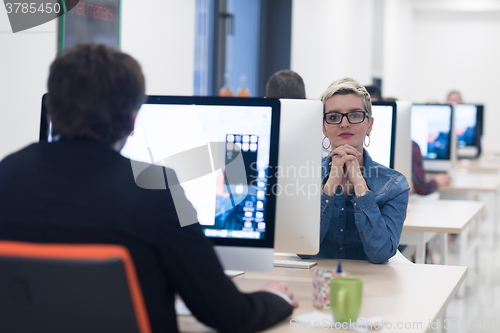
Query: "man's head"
47 43 146 145
446 90 463 105
364 85 382 102
265 69 306 99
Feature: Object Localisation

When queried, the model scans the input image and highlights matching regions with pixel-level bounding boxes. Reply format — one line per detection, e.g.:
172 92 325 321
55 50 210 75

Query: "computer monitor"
393 101 412 184
273 99 323 255
41 94 281 272
411 104 454 173
454 104 484 158
368 102 397 169
39 93 50 141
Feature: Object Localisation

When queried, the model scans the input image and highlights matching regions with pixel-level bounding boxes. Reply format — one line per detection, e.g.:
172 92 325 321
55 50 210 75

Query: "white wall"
383 0 413 101
410 9 500 153
0 9 57 160
291 0 500 153
121 0 195 96
291 0 375 99
0 0 195 160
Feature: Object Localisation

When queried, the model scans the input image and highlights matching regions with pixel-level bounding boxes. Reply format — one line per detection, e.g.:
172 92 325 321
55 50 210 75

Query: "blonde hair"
319 77 372 116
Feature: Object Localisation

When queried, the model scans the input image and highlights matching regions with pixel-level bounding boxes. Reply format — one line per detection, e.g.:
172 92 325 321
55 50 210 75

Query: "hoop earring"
363 134 371 147
322 136 331 150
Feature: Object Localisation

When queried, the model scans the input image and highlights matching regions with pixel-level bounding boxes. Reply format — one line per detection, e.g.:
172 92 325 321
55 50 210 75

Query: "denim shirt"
301 150 409 264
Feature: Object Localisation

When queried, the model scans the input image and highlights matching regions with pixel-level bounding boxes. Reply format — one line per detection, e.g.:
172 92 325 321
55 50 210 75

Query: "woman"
312 77 409 263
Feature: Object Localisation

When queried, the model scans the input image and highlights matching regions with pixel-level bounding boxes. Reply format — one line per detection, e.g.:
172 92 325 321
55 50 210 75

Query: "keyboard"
224 270 245 278
273 259 317 269
175 300 191 315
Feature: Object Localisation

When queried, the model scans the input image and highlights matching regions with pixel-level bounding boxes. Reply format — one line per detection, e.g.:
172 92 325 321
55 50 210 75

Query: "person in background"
446 90 463 105
364 85 382 102
412 140 451 195
0 43 296 333
265 69 306 99
301 77 409 264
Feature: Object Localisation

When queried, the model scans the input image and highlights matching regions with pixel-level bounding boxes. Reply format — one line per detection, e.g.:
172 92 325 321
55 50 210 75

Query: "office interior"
2 0 500 331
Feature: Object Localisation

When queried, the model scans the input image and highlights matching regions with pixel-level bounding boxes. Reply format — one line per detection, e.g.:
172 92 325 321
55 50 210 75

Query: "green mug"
330 277 363 323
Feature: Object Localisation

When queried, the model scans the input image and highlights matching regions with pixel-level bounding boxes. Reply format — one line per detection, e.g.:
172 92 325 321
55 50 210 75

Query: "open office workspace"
2 0 500 332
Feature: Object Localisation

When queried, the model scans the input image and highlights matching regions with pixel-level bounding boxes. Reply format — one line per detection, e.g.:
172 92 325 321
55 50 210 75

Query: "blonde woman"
304 77 409 263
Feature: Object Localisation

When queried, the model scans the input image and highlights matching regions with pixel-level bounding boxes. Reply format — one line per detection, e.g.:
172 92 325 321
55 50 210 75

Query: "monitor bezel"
40 93 49 142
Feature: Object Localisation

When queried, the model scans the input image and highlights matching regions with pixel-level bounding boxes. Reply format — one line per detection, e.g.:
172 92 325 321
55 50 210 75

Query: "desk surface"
179 258 467 333
454 157 500 172
440 172 500 192
403 198 485 233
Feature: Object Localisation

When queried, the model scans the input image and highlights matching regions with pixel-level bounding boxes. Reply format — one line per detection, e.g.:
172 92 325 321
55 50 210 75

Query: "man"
0 43 295 333
265 69 306 99
446 90 463 105
364 85 382 102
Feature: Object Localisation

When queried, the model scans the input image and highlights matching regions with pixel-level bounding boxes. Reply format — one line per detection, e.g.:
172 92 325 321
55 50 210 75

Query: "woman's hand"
323 145 359 196
324 145 368 197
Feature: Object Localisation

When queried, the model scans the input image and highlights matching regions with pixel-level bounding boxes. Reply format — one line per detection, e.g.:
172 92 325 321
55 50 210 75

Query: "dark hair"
364 85 382 102
47 43 146 144
265 70 306 99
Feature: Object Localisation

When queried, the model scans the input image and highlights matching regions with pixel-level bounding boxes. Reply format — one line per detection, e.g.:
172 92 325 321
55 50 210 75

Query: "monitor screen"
368 102 397 169
411 104 453 160
454 104 484 158
454 104 477 147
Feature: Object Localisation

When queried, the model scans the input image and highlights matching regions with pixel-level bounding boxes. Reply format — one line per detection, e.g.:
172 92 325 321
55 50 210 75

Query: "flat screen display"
411 104 453 160
454 104 478 148
121 96 280 248
368 102 397 169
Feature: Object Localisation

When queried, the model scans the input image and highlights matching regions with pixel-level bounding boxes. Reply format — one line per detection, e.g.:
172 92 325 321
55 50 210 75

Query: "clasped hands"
323 144 368 197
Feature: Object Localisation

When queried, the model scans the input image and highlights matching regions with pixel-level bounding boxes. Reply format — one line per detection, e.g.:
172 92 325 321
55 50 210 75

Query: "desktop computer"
121 96 280 272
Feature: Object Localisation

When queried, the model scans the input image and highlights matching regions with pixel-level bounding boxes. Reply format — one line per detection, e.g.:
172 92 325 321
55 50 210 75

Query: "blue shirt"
301 150 409 264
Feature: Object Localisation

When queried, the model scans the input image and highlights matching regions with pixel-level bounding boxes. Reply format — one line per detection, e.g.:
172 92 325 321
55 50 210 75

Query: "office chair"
0 241 151 333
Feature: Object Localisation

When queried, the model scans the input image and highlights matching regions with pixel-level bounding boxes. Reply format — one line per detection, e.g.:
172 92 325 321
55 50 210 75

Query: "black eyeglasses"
323 111 369 125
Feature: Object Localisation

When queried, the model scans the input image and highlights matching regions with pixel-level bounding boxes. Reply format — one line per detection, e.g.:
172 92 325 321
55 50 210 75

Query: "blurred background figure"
446 90 463 105
364 85 382 102
411 140 451 195
265 69 306 99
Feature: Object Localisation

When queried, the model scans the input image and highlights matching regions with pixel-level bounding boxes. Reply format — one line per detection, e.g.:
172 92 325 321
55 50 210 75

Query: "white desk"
401 198 484 265
439 172 500 249
401 198 483 298
179 258 467 333
454 157 500 173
